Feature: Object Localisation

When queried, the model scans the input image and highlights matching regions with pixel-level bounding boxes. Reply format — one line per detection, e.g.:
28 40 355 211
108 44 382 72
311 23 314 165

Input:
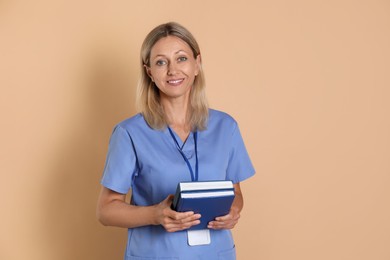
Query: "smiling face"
146 36 201 102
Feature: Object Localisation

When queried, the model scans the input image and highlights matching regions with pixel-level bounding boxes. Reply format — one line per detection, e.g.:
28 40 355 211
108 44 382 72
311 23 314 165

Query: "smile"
167 79 184 84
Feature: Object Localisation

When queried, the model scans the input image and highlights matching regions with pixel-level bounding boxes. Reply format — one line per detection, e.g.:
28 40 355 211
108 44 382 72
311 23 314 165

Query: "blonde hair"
136 22 208 131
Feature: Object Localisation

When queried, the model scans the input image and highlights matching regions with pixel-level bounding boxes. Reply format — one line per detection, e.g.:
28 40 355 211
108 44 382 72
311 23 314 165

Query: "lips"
167 78 184 85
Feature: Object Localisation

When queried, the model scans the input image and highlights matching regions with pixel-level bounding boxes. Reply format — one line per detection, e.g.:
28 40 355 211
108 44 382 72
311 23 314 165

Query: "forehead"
150 36 193 57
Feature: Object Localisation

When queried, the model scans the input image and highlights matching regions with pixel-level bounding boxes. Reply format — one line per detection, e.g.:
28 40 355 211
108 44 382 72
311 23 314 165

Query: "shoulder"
117 114 143 128
117 113 145 129
208 109 238 129
205 109 240 138
112 113 153 136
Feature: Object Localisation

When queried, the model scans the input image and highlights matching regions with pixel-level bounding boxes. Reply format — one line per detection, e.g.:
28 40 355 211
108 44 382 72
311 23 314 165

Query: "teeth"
168 79 183 84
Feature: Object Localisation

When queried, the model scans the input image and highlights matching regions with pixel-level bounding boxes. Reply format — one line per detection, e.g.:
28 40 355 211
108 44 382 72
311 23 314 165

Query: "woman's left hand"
207 208 241 230
207 182 243 230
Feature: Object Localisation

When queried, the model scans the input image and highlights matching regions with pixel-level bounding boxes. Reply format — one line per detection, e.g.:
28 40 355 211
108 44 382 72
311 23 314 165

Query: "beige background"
1 0 389 259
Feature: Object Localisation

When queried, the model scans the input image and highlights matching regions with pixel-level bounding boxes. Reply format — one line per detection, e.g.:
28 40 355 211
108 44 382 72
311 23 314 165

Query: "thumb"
166 194 174 203
161 194 175 207
167 194 174 201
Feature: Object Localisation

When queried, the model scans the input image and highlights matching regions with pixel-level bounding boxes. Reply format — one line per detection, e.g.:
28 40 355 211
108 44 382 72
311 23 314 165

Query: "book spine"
180 188 234 194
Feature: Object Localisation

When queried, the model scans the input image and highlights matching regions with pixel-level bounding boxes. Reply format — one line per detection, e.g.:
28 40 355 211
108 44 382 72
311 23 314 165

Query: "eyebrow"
152 50 189 59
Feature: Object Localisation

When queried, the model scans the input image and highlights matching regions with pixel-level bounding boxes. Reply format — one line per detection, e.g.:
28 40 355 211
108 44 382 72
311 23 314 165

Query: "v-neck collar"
166 127 193 151
165 127 199 181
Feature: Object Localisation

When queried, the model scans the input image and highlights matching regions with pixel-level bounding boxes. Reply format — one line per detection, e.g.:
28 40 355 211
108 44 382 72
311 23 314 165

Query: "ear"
144 64 154 82
195 54 201 76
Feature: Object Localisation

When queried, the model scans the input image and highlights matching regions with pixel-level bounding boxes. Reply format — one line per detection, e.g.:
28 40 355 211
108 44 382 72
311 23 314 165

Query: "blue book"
172 181 235 230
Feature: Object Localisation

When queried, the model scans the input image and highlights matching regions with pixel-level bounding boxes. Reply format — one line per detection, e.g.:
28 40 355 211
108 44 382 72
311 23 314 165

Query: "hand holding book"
207 182 243 230
155 194 202 232
171 181 236 230
207 203 241 229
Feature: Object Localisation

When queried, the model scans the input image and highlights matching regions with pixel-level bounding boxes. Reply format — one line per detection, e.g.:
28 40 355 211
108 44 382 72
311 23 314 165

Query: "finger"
171 213 201 225
208 221 236 230
163 194 175 206
208 216 238 230
215 214 231 222
169 210 197 220
215 211 240 222
163 211 200 227
165 217 201 232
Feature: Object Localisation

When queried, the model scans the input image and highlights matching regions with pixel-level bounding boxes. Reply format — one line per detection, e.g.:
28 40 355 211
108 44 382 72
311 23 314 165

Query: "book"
171 180 235 230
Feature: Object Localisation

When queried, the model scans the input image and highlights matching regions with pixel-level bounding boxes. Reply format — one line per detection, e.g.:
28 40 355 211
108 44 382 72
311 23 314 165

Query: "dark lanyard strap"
168 127 199 182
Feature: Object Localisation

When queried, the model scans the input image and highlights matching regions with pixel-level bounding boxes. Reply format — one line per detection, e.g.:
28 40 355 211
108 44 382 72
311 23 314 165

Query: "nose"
167 62 178 75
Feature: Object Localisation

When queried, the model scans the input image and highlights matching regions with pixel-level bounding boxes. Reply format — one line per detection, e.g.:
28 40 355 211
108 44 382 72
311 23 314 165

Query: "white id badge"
187 229 211 246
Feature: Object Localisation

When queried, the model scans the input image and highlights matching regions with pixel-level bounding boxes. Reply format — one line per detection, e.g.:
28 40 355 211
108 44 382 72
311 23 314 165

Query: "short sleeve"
226 123 255 183
101 125 138 194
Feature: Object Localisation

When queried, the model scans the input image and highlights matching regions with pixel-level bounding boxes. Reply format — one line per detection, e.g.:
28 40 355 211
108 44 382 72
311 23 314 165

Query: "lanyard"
168 127 199 182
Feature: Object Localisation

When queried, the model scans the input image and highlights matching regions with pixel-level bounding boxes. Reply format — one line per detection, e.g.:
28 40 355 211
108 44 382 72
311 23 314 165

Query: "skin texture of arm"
207 183 244 230
96 187 201 232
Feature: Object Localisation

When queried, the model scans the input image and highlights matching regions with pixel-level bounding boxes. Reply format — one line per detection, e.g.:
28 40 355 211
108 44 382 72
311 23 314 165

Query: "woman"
97 22 255 259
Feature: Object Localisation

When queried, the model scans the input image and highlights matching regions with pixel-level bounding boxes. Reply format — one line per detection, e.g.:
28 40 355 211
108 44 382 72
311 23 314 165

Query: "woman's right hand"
154 195 201 232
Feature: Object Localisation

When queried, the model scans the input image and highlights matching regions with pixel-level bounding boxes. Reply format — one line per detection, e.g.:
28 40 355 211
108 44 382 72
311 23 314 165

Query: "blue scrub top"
101 109 255 260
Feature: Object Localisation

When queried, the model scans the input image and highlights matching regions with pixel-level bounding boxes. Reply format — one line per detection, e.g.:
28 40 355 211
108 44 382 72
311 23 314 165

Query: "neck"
161 96 191 142
161 95 189 127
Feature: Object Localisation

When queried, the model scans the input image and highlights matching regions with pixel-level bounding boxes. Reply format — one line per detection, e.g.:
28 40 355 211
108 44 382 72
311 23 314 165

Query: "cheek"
184 65 198 77
151 70 165 82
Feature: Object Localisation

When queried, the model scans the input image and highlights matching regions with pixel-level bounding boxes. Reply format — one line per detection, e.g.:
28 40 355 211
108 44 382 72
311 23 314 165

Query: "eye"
156 60 167 66
178 56 188 62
